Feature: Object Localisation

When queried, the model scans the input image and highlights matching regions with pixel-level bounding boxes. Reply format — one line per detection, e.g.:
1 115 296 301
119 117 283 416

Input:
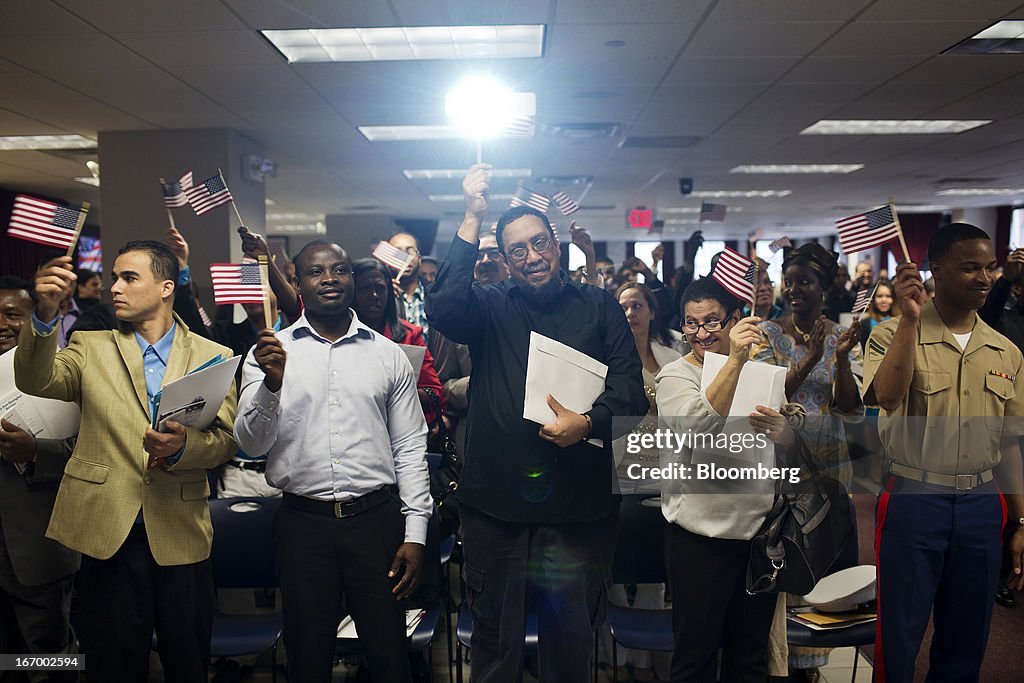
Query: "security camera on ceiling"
679 178 693 195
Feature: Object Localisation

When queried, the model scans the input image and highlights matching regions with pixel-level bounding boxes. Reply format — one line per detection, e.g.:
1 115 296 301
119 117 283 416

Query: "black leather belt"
283 487 394 519
226 459 267 473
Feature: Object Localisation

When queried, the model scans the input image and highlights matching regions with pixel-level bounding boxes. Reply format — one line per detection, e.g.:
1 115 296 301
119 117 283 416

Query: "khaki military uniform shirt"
863 301 1024 475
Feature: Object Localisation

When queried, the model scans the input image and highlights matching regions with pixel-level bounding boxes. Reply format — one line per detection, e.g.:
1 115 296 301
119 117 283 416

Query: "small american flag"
551 191 580 216
700 202 727 222
372 241 414 274
501 115 535 139
711 247 756 304
186 174 234 216
852 287 872 315
161 171 193 208
509 184 550 213
210 261 265 305
6 195 87 249
768 236 792 254
836 205 900 254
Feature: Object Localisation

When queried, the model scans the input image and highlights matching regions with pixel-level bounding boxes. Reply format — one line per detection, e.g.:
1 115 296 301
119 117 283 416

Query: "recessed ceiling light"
946 20 1024 54
429 193 514 202
935 188 1024 196
0 134 97 150
261 25 545 63
73 176 100 187
730 164 864 174
265 198 276 206
659 207 744 214
690 190 792 198
403 168 532 180
801 120 991 135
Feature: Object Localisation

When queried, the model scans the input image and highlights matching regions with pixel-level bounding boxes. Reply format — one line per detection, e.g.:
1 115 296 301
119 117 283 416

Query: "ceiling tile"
858 0 1024 21
114 31 284 68
0 34 152 76
707 0 874 23
555 0 714 25
684 22 844 58
52 0 245 33
780 55 926 83
815 21 994 57
219 0 396 31
664 57 801 84
0 0 97 36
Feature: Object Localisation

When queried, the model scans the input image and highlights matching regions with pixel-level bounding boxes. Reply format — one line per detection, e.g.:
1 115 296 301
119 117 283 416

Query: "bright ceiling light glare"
800 120 992 135
261 25 545 63
690 190 792 198
358 125 463 141
403 168 532 180
729 164 864 174
0 134 97 150
935 188 1024 196
445 77 536 139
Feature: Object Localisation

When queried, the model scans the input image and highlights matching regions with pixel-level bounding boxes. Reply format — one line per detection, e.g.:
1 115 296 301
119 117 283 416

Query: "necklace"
791 317 811 343
688 351 704 367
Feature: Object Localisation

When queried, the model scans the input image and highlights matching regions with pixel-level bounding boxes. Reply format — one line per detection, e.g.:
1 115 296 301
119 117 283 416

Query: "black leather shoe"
996 586 1017 608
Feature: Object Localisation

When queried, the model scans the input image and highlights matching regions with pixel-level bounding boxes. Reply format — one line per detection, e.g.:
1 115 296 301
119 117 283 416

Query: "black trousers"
459 504 618 683
75 524 214 683
274 494 411 683
665 524 776 683
0 530 74 683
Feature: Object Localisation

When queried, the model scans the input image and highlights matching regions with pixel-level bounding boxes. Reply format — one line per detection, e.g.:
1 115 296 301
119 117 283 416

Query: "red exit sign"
628 208 652 229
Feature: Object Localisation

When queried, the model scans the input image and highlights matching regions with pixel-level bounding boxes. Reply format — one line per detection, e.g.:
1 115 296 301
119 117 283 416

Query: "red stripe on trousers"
873 476 897 683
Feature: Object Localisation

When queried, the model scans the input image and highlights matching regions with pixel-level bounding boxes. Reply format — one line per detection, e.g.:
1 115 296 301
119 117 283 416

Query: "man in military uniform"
863 223 1024 681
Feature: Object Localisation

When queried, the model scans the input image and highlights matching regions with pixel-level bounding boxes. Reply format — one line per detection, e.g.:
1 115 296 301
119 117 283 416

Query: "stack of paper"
152 355 241 430
699 352 787 416
788 609 876 631
337 609 426 639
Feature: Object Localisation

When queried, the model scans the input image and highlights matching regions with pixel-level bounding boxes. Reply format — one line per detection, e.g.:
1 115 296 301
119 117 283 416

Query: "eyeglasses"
507 235 553 262
477 248 501 260
397 246 419 255
682 319 725 334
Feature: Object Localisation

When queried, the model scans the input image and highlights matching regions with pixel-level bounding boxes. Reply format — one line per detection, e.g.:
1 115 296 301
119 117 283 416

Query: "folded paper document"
523 331 608 447
699 352 787 417
152 355 241 431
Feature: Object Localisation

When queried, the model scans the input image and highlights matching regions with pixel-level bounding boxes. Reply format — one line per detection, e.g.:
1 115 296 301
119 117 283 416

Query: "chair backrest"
611 496 669 585
209 496 282 589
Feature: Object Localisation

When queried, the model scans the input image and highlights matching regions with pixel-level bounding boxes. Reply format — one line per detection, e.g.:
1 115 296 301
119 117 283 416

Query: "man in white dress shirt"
234 239 432 683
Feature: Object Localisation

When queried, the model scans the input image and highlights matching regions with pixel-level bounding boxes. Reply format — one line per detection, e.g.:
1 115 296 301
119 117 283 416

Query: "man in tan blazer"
15 241 237 683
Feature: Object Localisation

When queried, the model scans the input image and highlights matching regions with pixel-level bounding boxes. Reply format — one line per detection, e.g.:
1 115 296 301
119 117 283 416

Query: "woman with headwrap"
751 243 863 682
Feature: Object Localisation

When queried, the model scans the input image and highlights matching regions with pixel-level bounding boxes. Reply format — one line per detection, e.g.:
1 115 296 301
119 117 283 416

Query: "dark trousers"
0 533 74 683
874 476 1004 683
75 524 214 683
459 504 618 683
665 524 776 683
275 494 410 683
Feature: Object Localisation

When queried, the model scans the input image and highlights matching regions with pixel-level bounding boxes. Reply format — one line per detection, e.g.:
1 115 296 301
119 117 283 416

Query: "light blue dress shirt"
234 311 432 545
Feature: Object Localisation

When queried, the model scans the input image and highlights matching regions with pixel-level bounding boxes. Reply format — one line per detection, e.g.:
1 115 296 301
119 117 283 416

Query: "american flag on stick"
161 171 192 208
509 184 550 213
768 236 792 254
6 195 89 250
186 174 234 216
501 115 536 139
711 247 757 304
851 287 872 315
551 191 580 216
210 261 265 305
700 202 727 222
836 204 901 254
372 241 414 275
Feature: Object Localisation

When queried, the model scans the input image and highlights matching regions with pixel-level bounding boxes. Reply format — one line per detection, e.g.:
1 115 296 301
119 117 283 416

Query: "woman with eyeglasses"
351 258 446 425
751 244 863 683
656 276 794 683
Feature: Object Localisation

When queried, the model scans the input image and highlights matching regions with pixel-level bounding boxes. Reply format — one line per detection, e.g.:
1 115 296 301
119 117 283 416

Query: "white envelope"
523 332 608 446
699 351 787 417
398 344 426 376
0 348 81 441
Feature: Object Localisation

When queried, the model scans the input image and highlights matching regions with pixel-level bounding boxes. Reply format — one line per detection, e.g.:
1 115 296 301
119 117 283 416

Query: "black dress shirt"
427 236 648 523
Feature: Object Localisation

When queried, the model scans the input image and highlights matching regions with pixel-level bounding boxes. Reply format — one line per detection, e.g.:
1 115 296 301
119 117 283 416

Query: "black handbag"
746 434 853 595
422 387 462 538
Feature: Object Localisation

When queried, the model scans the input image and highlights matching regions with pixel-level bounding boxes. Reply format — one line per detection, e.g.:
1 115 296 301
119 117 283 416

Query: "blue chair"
787 618 875 683
604 496 673 674
205 496 284 681
455 602 539 683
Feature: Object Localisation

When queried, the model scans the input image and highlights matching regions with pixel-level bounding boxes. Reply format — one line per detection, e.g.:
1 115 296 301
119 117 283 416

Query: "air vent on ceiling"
533 175 593 186
546 123 622 139
620 135 701 149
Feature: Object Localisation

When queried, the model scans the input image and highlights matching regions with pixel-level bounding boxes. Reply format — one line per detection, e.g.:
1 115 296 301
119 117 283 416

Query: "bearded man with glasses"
427 164 648 682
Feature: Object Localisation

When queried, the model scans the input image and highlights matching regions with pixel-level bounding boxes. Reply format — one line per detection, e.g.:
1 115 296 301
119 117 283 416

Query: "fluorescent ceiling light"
429 193 514 202
690 190 792 198
267 212 324 221
801 120 991 135
0 134 96 150
935 188 1024 196
973 21 1024 40
266 222 326 235
895 205 949 213
659 207 743 214
265 198 276 206
73 176 100 187
663 218 701 225
261 25 544 63
730 164 864 174
945 21 1024 54
404 168 532 180
359 121 536 142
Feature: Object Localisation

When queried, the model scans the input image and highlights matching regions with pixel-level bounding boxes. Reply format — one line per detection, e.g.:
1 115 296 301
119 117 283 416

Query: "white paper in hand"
523 332 608 446
699 351 786 416
0 348 81 440
155 356 241 431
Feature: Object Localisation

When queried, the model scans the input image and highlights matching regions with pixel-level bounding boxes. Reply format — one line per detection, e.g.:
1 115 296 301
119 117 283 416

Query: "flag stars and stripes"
6 194 86 249
210 262 265 305
186 174 234 216
711 247 757 304
836 205 901 254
